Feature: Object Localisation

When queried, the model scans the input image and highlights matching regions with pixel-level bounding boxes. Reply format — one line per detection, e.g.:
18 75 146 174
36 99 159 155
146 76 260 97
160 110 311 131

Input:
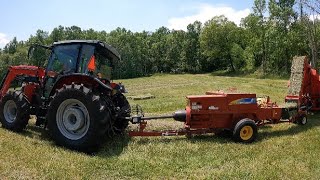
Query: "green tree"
165 30 187 73
3 37 18 54
185 21 202 73
50 26 65 42
268 0 297 73
200 16 243 72
65 26 83 40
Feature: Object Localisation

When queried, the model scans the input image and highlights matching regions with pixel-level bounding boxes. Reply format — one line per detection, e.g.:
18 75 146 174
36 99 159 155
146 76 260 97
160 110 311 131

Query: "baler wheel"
233 119 257 143
0 91 30 132
297 115 307 125
47 84 112 152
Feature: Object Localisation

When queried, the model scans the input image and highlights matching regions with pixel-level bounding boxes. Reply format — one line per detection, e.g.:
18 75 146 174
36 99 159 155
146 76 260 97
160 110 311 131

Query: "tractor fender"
49 74 112 97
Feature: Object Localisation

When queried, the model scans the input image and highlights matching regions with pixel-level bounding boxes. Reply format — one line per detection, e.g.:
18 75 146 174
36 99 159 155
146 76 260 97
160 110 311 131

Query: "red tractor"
0 40 130 152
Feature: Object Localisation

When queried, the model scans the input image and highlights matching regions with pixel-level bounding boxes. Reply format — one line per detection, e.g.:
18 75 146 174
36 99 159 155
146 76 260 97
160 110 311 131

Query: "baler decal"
229 98 257 105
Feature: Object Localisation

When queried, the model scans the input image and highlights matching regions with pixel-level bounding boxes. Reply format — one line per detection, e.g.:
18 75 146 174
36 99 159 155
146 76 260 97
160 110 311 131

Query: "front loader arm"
0 65 45 98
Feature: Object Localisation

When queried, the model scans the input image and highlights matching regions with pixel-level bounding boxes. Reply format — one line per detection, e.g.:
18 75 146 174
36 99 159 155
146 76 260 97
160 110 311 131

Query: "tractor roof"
52 40 121 60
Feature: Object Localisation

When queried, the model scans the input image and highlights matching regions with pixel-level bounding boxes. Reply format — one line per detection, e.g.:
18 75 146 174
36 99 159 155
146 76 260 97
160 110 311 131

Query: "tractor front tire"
233 119 257 143
0 91 30 132
47 84 112 152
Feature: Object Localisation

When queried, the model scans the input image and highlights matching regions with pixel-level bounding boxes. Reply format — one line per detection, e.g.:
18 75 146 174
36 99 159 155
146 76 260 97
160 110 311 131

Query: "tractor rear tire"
0 91 30 132
47 84 112 152
233 119 257 143
112 93 131 133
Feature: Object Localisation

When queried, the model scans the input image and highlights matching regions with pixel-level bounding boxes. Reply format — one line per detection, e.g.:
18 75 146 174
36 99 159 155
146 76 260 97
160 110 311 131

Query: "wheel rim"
3 100 17 123
240 126 253 141
56 99 90 140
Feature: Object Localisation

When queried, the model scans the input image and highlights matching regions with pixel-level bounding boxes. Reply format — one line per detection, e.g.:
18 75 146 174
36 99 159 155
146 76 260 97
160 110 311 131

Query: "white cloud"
0 33 10 49
168 4 251 30
310 14 320 21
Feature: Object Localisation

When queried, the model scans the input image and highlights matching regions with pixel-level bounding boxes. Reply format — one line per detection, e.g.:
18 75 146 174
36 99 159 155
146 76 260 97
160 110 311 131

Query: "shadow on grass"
95 134 131 157
131 113 320 146
10 112 320 156
22 125 51 141
17 125 131 157
258 114 320 141
133 133 232 145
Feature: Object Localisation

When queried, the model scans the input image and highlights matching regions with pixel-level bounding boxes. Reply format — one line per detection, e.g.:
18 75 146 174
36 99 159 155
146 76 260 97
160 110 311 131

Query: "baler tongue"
288 56 306 96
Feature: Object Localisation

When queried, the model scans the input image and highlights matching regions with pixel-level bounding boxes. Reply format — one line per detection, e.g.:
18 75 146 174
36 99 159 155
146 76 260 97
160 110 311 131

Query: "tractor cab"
46 40 120 80
36 40 122 97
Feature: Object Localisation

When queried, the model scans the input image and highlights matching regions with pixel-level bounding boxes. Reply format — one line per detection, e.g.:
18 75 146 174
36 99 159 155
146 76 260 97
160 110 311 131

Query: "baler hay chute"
286 56 320 111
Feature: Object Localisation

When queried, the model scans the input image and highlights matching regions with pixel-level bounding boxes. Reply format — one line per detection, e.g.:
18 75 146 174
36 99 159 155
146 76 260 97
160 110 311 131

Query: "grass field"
1 73 320 179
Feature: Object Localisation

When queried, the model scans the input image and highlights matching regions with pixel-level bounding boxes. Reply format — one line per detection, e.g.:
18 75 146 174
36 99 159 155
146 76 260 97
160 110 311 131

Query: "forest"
0 0 320 79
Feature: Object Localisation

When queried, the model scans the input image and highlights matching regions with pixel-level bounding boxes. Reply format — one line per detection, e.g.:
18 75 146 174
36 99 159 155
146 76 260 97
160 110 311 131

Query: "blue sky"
0 0 253 48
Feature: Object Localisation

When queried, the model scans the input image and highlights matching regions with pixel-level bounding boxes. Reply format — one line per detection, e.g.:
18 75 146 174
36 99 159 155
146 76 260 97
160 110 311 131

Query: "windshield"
47 44 80 74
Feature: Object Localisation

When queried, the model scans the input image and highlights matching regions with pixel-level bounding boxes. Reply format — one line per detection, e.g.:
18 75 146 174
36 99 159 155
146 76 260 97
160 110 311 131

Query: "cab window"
95 47 113 79
48 44 80 74
80 45 113 80
79 45 95 73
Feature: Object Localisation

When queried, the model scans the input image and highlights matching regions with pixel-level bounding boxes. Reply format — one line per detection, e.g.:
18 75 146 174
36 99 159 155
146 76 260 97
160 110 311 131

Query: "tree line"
0 0 320 79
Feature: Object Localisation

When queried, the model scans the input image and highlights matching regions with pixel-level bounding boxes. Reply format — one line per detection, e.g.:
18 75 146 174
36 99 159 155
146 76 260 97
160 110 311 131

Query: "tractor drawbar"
130 110 186 124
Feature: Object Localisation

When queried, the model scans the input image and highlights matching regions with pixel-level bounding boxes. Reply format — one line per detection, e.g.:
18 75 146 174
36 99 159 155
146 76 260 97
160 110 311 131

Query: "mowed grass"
1 74 320 179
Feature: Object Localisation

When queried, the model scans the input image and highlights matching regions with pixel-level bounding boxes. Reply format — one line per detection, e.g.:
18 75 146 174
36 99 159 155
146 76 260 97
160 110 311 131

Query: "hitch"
129 105 186 124
128 104 208 137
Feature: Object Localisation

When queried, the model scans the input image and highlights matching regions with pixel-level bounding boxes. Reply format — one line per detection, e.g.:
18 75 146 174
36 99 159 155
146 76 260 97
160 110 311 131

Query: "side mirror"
27 44 51 67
